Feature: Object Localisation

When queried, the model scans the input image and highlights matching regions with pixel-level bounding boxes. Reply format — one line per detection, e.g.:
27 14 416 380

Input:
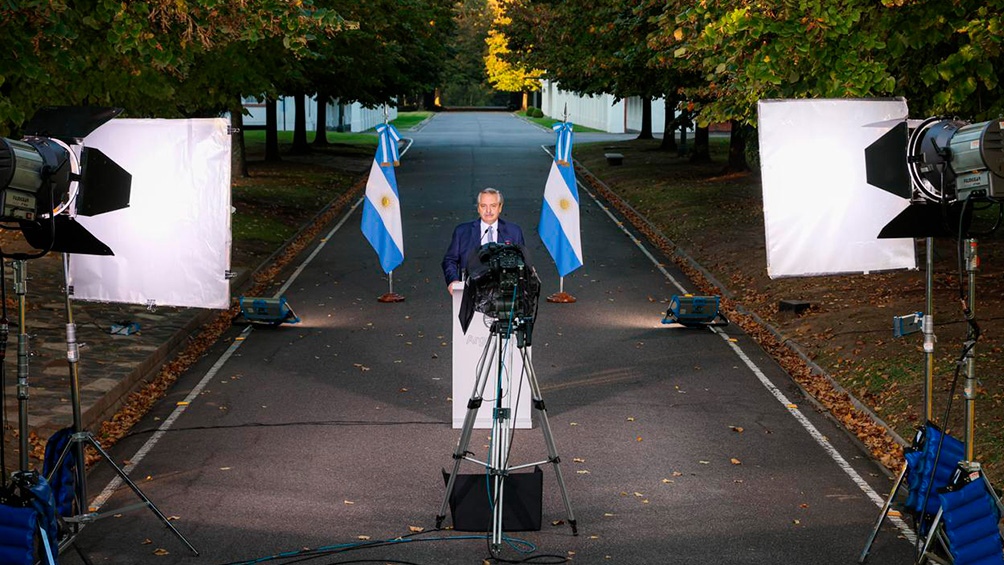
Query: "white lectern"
451 283 532 429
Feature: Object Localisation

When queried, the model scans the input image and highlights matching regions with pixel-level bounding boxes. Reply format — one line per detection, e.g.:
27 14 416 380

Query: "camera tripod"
436 314 577 553
11 255 198 556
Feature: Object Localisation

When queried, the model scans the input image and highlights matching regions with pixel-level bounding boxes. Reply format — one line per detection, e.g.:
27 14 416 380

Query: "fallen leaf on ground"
731 458 742 465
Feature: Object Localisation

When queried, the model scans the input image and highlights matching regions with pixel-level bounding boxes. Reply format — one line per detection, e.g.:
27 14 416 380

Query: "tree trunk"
727 120 749 172
291 93 309 155
314 93 330 146
265 98 281 162
689 125 711 163
636 96 653 140
231 104 249 178
659 98 678 152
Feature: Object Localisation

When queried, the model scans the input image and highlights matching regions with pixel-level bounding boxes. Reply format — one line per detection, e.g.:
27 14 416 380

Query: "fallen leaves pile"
578 167 905 472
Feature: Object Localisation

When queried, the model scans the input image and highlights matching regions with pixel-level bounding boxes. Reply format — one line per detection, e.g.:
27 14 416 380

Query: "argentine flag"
539 122 583 277
361 123 404 273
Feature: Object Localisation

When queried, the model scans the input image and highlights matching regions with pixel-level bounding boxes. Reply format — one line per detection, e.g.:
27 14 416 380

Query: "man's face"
478 192 502 224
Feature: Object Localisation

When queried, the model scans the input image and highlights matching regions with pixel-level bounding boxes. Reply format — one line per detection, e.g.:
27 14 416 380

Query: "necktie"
487 225 494 244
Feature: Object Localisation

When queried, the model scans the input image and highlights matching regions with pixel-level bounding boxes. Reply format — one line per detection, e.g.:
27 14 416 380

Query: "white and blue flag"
361 123 404 274
539 122 582 277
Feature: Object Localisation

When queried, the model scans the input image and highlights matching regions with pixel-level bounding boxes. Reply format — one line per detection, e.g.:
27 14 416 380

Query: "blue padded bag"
938 478 1004 565
24 473 58 557
905 422 965 519
43 426 78 517
0 504 37 565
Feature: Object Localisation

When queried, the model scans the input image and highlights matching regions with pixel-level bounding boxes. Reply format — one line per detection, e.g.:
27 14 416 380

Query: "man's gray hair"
478 187 504 205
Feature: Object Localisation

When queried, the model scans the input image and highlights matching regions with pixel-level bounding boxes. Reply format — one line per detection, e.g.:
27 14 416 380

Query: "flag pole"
547 104 577 304
375 104 405 303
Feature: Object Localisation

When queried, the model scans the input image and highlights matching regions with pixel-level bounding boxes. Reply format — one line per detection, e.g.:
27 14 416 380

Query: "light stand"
860 237 995 563
962 238 977 461
13 259 29 473
45 253 198 556
437 314 577 553
923 237 935 423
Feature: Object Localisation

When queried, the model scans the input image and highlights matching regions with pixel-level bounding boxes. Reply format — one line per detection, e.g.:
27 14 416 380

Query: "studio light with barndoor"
0 106 132 257
0 107 230 559
758 99 1004 564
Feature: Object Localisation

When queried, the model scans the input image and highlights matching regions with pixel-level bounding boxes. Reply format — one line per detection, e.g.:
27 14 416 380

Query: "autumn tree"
485 0 543 110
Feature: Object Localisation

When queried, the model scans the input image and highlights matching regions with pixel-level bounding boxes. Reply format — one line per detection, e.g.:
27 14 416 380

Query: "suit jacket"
442 218 525 284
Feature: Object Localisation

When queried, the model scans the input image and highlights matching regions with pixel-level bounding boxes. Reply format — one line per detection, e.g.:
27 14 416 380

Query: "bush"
528 107 543 118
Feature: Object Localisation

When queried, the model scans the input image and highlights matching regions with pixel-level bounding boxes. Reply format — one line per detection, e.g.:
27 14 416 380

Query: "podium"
451 283 532 429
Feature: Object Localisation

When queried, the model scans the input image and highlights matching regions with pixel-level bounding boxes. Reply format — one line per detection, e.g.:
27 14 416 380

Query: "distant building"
239 96 397 133
539 80 668 134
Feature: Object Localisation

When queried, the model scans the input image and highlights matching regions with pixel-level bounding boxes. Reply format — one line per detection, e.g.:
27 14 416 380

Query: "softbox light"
757 99 917 278
67 119 232 309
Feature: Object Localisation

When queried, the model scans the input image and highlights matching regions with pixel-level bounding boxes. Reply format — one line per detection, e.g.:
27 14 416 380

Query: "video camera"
460 242 540 334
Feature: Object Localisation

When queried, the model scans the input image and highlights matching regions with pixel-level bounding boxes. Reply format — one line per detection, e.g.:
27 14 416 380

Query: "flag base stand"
546 276 576 303
377 271 404 302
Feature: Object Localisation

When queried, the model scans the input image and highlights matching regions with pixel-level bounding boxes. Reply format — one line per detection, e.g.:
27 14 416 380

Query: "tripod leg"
84 435 199 555
490 338 515 552
520 346 577 535
437 334 497 529
916 507 943 564
859 463 907 563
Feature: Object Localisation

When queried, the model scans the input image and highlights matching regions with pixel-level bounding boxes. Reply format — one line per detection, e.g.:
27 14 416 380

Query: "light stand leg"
519 345 577 535
858 463 907 563
436 332 497 529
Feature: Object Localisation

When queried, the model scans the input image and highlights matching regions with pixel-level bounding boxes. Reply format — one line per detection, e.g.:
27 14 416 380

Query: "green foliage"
646 0 1004 126
440 0 498 106
0 0 433 134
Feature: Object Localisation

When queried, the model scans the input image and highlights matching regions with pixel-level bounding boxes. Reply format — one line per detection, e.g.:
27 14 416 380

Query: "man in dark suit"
442 187 525 295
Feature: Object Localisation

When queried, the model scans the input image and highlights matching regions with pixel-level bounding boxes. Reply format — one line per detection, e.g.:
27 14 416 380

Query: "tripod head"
460 242 541 337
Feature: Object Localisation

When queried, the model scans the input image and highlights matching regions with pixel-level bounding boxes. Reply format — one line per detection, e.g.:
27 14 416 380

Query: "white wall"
240 96 397 132
540 80 668 134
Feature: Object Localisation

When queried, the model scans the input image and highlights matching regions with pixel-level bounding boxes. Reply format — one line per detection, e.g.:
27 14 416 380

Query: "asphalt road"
62 113 915 564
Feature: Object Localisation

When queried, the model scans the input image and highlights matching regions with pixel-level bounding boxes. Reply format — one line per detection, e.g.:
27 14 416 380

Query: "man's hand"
447 281 458 296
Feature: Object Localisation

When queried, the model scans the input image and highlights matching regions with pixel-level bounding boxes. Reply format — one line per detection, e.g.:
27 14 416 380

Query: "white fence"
240 96 397 133
539 80 667 134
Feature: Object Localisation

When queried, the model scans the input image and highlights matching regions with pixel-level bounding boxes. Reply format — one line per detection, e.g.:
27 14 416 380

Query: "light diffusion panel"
68 119 232 309
758 99 916 278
